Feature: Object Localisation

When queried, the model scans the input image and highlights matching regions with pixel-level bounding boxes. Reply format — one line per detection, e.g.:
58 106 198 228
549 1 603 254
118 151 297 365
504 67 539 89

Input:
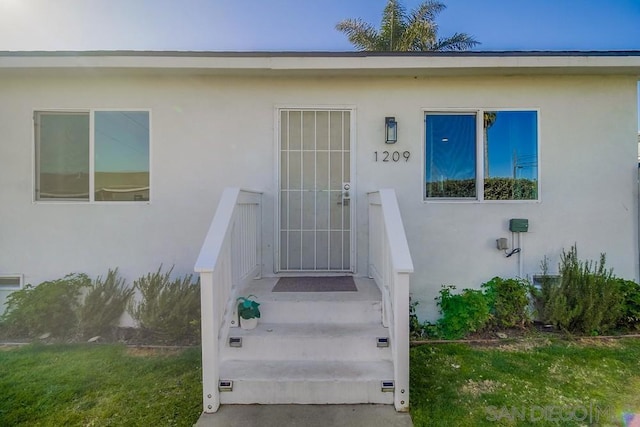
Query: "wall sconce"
385 117 397 144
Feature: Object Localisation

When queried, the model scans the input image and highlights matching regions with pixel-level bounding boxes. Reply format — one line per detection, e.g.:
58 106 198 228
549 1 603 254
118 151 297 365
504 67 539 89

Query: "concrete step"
236 276 383 324
218 360 395 405
258 300 382 324
222 322 391 361
219 277 393 405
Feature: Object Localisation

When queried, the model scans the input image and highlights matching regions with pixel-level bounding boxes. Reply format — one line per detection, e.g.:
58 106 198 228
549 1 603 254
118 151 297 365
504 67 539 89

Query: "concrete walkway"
195 404 413 427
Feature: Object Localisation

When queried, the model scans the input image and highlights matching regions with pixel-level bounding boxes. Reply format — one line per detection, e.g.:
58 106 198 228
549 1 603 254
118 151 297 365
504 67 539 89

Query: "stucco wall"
0 72 637 320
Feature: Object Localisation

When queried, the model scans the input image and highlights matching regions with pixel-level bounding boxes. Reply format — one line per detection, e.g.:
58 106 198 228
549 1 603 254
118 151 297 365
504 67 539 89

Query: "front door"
278 109 353 272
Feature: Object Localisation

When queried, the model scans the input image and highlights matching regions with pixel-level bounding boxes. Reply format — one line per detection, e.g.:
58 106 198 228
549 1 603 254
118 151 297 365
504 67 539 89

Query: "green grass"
410 338 640 426
3 340 640 426
0 344 202 426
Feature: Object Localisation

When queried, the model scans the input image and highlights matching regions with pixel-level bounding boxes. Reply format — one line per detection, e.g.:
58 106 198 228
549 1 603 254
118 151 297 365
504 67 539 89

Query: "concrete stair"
218 277 394 405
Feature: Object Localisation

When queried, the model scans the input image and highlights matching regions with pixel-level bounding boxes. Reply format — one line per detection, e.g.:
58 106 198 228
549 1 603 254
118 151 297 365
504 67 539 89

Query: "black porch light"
385 116 397 144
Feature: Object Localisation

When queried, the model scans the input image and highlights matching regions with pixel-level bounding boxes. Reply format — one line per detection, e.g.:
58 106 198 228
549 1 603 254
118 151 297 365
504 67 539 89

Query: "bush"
77 268 135 339
1 273 90 338
539 245 623 334
409 296 437 339
128 266 200 345
616 279 640 331
434 285 490 339
414 277 533 340
482 276 533 329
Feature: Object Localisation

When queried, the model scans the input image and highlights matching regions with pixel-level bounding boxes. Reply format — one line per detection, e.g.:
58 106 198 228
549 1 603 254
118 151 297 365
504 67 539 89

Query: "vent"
218 380 233 392
376 337 389 348
229 337 242 348
381 380 395 392
0 275 22 290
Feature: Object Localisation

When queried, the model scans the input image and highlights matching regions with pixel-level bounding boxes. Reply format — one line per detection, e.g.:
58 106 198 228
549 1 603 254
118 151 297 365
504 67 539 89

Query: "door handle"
338 182 351 206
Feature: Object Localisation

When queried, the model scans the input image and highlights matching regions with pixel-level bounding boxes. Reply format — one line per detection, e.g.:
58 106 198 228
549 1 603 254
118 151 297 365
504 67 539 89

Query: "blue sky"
1 0 639 127
1 0 639 52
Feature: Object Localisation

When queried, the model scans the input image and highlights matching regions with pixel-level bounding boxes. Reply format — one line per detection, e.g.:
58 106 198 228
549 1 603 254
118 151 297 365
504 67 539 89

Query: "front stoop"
217 277 394 406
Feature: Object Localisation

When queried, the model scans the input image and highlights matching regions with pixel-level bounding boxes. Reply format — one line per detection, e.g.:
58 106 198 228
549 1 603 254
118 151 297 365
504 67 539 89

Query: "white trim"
349 108 357 273
89 110 96 202
3 53 640 78
476 112 484 202
422 108 541 203
272 107 280 274
32 108 152 205
0 274 23 291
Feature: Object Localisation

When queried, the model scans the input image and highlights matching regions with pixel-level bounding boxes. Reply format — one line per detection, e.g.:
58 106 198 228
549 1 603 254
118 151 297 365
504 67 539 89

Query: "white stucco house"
0 51 639 413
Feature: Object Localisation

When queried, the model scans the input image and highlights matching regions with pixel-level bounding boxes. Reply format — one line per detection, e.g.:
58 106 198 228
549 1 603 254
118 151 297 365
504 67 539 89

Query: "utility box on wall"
509 218 529 233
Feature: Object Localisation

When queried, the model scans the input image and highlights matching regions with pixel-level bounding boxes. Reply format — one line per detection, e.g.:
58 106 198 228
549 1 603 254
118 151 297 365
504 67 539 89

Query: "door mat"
272 276 357 292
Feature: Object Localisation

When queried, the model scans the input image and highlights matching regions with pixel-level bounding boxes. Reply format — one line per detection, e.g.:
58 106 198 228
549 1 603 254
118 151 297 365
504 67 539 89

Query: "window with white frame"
34 110 150 202
0 275 23 290
425 110 538 201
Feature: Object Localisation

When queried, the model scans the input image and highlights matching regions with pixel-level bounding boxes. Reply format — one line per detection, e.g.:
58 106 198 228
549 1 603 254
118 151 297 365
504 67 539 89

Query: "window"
425 113 477 198
0 275 23 290
35 110 150 202
425 110 538 201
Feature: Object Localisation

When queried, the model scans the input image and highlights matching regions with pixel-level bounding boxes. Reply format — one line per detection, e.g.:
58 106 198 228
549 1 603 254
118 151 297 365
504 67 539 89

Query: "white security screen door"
279 109 352 272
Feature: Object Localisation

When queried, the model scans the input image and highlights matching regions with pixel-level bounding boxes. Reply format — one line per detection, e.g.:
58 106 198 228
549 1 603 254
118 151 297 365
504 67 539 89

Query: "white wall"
0 72 637 320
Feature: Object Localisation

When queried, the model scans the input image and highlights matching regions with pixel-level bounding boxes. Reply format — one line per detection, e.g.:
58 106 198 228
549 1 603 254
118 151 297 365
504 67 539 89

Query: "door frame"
273 105 357 274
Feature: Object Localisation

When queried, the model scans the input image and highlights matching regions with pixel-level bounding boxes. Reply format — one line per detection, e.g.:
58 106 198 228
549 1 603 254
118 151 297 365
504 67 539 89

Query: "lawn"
411 338 640 426
0 344 202 426
1 340 639 426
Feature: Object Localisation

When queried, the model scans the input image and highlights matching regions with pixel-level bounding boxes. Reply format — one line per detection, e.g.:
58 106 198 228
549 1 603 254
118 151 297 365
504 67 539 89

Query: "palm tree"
483 112 497 178
336 0 479 52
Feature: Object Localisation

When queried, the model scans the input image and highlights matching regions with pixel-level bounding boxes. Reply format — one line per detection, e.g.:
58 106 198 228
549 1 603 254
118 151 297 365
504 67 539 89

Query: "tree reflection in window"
425 113 477 198
425 110 538 200
484 111 538 200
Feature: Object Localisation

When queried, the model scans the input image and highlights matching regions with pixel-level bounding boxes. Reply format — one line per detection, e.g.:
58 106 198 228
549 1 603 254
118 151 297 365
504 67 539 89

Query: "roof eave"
1 51 640 77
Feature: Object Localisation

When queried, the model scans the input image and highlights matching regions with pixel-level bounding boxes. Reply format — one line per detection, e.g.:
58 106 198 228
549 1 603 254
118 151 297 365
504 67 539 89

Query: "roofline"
1 50 640 77
1 50 640 58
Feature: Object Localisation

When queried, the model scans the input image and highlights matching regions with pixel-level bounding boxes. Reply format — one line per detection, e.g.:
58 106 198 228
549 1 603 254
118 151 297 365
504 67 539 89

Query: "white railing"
195 188 262 413
368 189 413 412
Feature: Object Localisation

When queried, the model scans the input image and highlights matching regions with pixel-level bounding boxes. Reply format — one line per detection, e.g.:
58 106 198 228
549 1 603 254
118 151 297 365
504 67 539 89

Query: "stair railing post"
200 270 219 413
393 271 410 412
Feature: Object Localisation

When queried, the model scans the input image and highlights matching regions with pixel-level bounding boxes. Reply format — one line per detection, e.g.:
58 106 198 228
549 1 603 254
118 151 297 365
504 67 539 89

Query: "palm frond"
409 0 446 23
432 32 480 51
400 19 437 51
336 0 479 52
335 19 381 51
380 0 408 50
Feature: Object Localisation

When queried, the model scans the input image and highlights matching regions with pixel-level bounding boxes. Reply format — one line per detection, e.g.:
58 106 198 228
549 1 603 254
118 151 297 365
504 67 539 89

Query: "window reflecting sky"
486 111 537 180
95 111 149 173
426 114 476 183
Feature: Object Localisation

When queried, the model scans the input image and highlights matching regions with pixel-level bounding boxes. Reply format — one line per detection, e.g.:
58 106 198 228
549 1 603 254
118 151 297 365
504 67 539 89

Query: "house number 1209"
374 151 410 162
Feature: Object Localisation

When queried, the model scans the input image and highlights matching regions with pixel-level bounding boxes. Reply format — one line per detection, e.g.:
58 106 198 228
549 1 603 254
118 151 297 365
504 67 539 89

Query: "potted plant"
236 295 260 330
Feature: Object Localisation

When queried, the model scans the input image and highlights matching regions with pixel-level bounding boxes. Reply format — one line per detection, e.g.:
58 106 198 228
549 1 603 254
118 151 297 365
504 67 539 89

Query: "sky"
1 0 639 126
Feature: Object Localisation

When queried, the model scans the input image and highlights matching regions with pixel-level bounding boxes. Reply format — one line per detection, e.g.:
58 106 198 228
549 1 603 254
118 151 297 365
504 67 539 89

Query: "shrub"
409 296 437 339
435 285 490 339
616 279 640 331
482 276 533 328
128 266 200 345
0 273 90 338
77 268 135 339
539 245 623 334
